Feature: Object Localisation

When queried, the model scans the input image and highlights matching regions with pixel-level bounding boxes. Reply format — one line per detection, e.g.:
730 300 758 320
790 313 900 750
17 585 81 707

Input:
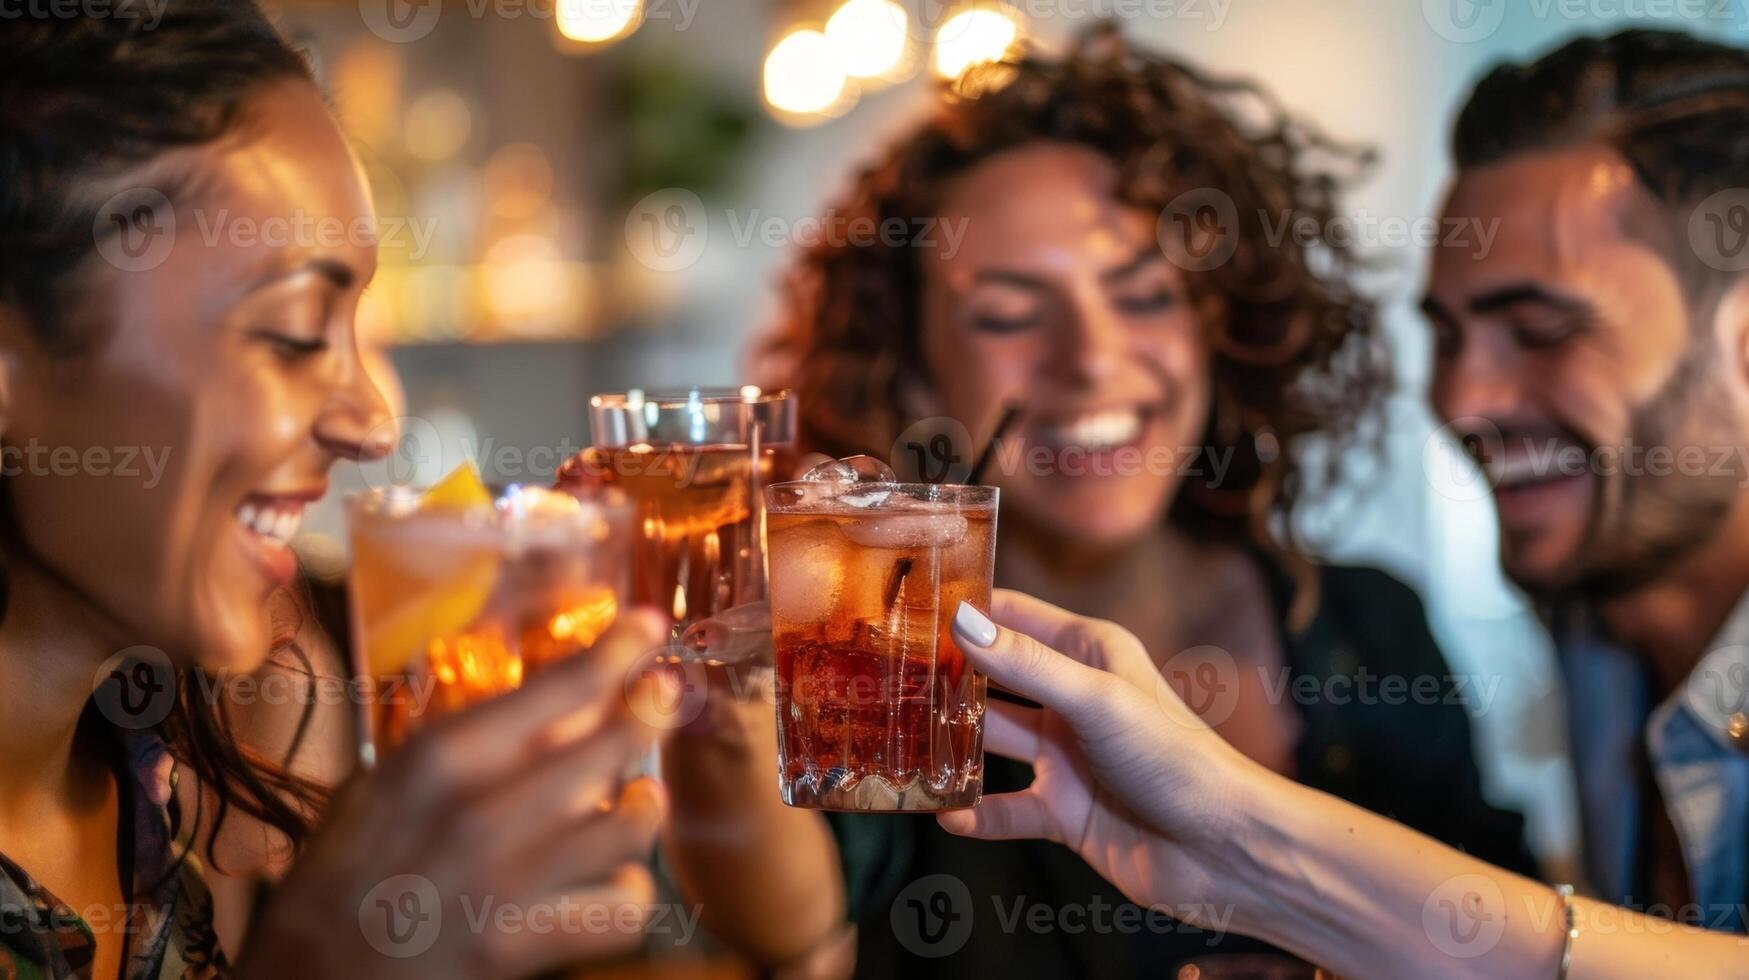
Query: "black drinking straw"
965 405 1022 486
883 406 1021 609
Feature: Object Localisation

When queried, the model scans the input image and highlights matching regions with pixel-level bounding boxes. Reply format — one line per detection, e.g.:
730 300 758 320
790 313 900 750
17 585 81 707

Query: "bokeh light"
825 0 912 82
404 89 473 162
764 28 853 120
933 6 1022 79
556 0 643 44
482 143 555 221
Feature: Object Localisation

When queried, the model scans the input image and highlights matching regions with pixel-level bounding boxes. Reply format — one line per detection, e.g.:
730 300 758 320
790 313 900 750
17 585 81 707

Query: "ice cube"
839 455 897 482
802 455 897 486
836 489 892 509
841 513 968 549
499 485 581 518
767 518 848 626
802 459 859 484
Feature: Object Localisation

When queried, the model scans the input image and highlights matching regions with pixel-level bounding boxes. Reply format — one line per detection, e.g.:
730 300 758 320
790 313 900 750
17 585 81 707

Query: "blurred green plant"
611 52 756 204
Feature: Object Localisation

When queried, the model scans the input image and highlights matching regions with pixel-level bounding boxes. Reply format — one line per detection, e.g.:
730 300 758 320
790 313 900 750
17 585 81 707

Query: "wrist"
1195 751 1308 938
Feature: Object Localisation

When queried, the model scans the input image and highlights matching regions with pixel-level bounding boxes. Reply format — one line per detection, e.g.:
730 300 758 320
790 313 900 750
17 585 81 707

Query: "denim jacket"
1560 595 1749 933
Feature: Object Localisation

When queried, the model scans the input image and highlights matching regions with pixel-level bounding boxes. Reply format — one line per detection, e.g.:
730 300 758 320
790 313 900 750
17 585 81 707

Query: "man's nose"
1431 328 1525 429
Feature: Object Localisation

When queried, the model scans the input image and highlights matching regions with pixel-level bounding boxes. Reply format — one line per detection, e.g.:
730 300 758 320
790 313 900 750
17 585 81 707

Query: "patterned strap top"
0 731 227 979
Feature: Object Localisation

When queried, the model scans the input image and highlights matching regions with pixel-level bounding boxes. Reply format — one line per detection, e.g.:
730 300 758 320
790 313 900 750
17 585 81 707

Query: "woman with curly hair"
671 27 1535 977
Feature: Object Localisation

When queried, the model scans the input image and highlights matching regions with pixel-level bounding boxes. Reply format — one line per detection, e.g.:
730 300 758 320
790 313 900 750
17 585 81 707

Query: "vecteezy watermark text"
888 873 1236 958
359 0 700 44
623 189 972 272
358 872 702 960
2 441 171 489
0 0 167 29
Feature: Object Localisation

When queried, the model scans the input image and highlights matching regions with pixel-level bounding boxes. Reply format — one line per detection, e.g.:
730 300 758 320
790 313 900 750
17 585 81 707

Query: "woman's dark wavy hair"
0 0 328 864
761 25 1387 598
1455 28 1749 315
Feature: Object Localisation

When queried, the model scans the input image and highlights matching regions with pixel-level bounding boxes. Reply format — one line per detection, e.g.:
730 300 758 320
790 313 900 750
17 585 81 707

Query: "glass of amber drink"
559 387 795 633
346 464 631 766
764 476 997 810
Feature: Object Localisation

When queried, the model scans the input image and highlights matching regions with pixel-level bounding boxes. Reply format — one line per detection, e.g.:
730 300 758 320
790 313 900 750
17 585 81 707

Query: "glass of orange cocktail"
346 464 632 765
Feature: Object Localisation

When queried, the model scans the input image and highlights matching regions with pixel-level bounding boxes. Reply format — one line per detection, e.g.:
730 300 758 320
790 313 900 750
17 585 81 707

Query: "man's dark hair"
1454 28 1749 302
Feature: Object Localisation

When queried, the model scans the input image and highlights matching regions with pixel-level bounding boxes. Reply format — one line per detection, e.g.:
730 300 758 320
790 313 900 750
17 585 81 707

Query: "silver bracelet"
1555 884 1578 979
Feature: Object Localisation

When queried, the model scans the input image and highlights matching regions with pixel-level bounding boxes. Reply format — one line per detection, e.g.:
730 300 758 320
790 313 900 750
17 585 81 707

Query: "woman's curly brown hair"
759 25 1388 589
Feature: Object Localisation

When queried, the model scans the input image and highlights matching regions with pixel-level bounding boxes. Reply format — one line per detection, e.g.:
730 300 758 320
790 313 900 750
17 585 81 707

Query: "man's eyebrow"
1417 294 1455 326
1464 283 1591 317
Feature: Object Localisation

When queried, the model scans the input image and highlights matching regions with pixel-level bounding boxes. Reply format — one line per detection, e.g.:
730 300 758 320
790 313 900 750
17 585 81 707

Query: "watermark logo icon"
359 874 443 958
890 873 974 957
1422 0 1505 43
1157 188 1238 273
357 414 443 494
624 653 710 731
359 0 443 43
892 416 974 484
1689 646 1749 720
1422 874 1506 958
1423 417 1499 504
92 645 176 730
93 187 175 273
625 189 709 272
1689 189 1749 273
1157 644 1239 727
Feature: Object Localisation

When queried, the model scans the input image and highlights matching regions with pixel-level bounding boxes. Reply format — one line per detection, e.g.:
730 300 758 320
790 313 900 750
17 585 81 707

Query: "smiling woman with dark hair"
0 6 669 978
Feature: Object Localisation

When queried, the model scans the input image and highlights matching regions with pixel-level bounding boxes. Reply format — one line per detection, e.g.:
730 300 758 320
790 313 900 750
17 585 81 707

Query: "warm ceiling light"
764 28 851 117
933 6 1021 78
825 0 910 80
556 0 642 44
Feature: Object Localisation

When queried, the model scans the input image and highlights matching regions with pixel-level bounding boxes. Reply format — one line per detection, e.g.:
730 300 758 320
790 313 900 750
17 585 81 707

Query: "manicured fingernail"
953 601 997 648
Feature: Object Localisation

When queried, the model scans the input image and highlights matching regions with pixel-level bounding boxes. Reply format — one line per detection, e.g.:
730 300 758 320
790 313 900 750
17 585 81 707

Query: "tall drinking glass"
560 387 795 634
346 475 631 767
764 479 997 810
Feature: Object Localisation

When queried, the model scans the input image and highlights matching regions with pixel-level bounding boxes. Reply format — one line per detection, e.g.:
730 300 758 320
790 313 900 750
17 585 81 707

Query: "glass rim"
588 385 796 448
588 386 793 410
344 482 631 532
764 480 998 504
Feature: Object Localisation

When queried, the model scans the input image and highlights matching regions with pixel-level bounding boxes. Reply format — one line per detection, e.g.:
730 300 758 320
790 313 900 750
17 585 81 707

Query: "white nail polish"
954 602 997 648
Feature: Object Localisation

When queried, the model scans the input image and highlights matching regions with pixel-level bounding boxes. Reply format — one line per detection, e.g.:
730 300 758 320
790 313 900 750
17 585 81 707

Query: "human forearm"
1224 776 1747 979
661 706 847 969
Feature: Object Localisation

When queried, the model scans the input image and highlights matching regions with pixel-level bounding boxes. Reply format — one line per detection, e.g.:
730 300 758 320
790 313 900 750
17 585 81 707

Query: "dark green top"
830 563 1534 977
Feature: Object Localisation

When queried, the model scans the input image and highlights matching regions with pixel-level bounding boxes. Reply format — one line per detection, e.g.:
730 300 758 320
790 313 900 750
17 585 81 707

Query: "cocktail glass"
764 474 998 810
346 467 632 767
559 387 795 635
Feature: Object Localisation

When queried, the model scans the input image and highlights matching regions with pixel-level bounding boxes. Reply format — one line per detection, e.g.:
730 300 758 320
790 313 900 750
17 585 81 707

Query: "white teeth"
1489 455 1543 488
236 500 304 545
1042 409 1144 450
1490 446 1587 489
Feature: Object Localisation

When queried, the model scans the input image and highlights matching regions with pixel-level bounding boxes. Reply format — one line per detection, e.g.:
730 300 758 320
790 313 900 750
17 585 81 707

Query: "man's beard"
1556 347 1743 599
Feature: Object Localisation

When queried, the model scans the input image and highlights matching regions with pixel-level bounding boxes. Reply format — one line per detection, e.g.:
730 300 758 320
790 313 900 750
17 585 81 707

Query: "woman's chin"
1017 478 1175 548
187 597 275 676
1027 499 1169 551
